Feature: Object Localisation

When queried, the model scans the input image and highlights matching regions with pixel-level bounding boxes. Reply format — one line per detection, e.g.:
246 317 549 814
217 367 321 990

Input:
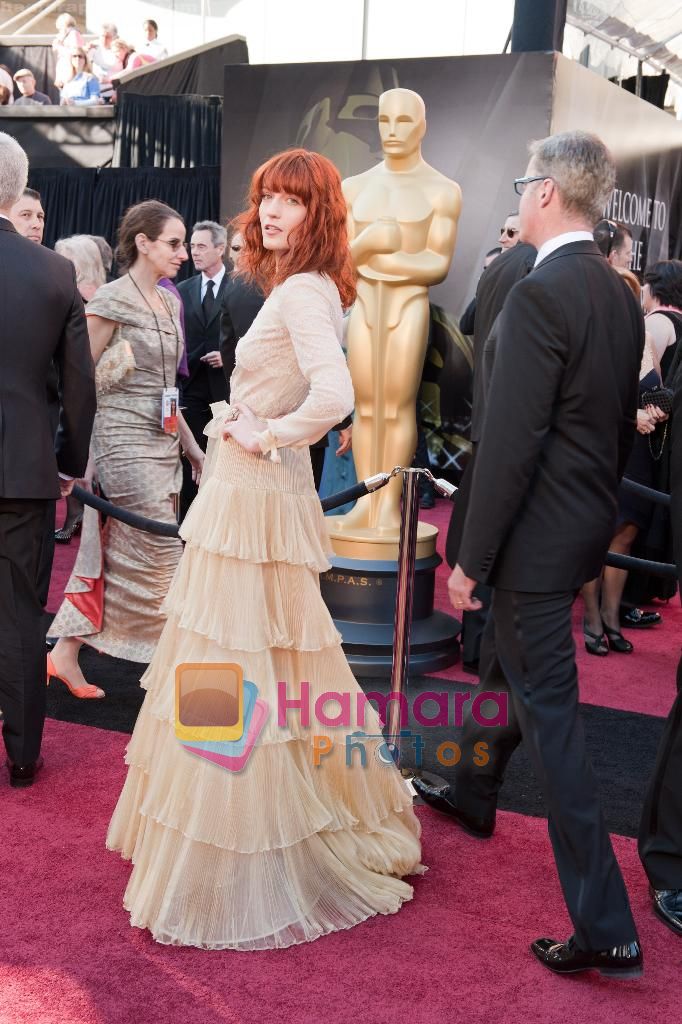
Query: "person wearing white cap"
13 69 52 106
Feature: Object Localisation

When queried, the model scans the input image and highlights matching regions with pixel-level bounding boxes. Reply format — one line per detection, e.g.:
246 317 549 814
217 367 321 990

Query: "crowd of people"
0 15 168 108
1 118 682 977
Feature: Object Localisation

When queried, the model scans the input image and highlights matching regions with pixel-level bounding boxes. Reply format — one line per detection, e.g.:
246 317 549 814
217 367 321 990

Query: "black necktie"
202 279 215 323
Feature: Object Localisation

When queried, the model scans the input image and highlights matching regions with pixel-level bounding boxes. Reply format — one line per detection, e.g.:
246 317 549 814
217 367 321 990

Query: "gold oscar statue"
330 88 462 560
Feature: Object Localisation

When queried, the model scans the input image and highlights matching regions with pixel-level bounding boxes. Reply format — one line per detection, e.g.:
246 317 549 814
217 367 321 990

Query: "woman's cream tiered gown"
106 272 424 949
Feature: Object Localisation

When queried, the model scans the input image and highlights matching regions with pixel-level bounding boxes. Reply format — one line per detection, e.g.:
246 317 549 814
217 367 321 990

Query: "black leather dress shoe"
651 888 682 936
531 935 643 979
6 756 44 789
411 777 495 838
620 608 662 629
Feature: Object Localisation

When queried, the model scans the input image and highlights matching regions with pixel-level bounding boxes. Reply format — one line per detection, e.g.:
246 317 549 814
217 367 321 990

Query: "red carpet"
9 496 681 1021
0 718 676 1024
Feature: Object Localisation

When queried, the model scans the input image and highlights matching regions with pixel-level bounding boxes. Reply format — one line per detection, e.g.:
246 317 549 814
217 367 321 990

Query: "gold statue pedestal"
321 517 460 678
329 518 438 562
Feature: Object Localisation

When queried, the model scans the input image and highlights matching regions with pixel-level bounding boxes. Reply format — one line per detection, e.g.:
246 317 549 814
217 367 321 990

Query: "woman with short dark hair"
642 259 682 378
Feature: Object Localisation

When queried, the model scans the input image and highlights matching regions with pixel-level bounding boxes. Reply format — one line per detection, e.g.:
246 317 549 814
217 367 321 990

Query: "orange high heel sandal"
46 653 105 700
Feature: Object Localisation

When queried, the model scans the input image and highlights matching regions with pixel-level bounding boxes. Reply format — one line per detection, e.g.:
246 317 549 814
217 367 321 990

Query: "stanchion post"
386 469 421 768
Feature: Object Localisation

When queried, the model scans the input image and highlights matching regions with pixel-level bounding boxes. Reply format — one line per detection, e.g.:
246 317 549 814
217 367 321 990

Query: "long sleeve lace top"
229 272 354 460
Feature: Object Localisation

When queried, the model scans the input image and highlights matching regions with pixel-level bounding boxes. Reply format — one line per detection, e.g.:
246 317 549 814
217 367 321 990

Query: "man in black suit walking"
447 131 644 976
0 132 96 787
177 220 229 517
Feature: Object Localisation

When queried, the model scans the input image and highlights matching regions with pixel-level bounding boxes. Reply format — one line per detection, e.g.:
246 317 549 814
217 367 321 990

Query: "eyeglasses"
499 227 519 239
513 175 551 196
157 238 187 252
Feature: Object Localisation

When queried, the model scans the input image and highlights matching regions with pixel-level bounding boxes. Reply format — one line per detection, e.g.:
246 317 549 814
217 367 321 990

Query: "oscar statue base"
320 551 461 678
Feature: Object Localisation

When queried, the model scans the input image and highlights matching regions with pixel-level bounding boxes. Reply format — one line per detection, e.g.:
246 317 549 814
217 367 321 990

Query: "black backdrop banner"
28 166 219 276
114 94 222 168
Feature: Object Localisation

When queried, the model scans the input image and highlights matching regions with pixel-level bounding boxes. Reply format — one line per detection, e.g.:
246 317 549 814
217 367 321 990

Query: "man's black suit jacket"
470 243 537 444
0 218 96 499
177 272 229 407
219 275 266 395
458 240 644 593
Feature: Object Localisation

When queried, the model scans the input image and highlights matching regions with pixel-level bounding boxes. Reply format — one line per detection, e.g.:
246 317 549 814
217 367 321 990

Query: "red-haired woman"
107 149 423 949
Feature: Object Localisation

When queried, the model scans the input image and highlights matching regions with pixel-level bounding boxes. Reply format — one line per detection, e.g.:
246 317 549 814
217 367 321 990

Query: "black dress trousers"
456 587 638 950
639 653 682 889
0 497 53 765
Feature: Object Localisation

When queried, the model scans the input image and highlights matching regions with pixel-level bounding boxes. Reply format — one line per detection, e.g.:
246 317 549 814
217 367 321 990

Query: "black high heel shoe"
583 622 608 657
602 621 633 654
54 515 83 545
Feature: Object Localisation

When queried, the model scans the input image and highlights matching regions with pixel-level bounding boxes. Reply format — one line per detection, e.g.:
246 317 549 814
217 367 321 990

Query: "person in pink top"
52 13 84 89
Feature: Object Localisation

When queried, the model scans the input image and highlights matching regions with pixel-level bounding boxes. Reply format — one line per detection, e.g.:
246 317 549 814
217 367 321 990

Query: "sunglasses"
500 227 519 239
157 237 187 252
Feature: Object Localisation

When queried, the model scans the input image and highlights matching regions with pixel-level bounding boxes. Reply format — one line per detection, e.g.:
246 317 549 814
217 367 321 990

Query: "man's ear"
538 179 555 210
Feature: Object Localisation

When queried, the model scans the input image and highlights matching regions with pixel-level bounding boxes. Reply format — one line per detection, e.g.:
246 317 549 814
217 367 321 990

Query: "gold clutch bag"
95 340 136 396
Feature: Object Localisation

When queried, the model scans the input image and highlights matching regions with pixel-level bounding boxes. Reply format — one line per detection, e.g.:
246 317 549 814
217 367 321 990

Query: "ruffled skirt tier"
106 424 424 950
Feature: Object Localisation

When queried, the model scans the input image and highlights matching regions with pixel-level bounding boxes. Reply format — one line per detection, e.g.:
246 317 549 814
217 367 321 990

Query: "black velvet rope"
70 479 679 580
71 478 373 536
620 476 671 507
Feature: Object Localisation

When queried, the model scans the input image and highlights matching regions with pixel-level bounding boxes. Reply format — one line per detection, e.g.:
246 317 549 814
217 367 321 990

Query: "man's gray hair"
529 131 615 225
0 133 28 211
101 23 118 38
192 220 227 248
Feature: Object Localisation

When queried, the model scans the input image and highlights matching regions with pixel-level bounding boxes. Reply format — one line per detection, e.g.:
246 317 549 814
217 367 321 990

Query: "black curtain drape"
622 73 670 110
28 166 219 279
0 44 59 103
114 94 222 168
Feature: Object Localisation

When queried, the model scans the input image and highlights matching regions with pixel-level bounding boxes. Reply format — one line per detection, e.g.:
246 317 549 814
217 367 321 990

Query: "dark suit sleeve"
458 277 567 582
459 297 477 337
53 266 97 478
670 358 682 588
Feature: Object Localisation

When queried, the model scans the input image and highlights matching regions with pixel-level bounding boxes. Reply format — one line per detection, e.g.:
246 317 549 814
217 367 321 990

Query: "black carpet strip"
45 649 663 840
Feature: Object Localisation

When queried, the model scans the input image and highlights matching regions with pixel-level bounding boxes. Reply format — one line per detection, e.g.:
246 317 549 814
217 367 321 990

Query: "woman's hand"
222 402 267 453
183 443 205 485
645 404 668 424
336 425 352 456
636 409 656 435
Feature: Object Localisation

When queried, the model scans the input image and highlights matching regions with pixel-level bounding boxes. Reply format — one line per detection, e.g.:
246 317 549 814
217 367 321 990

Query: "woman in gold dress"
48 201 204 696
106 150 424 949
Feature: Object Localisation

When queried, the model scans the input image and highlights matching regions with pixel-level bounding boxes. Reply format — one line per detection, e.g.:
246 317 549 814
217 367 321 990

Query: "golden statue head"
378 88 426 160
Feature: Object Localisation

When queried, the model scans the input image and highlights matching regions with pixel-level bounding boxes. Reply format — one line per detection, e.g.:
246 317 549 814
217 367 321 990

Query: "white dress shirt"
201 265 225 303
534 231 594 267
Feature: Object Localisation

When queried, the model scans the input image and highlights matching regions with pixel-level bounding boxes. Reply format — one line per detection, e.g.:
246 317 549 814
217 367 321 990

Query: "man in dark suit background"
177 220 229 517
638 353 682 936
0 132 96 787
445 240 536 671
446 131 643 976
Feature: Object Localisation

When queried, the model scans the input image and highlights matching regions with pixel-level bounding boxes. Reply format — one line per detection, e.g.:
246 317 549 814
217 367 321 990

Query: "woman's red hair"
237 148 356 309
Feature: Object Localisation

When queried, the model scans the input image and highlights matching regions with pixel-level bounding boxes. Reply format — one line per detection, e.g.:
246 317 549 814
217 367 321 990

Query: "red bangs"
237 148 357 309
258 152 315 205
